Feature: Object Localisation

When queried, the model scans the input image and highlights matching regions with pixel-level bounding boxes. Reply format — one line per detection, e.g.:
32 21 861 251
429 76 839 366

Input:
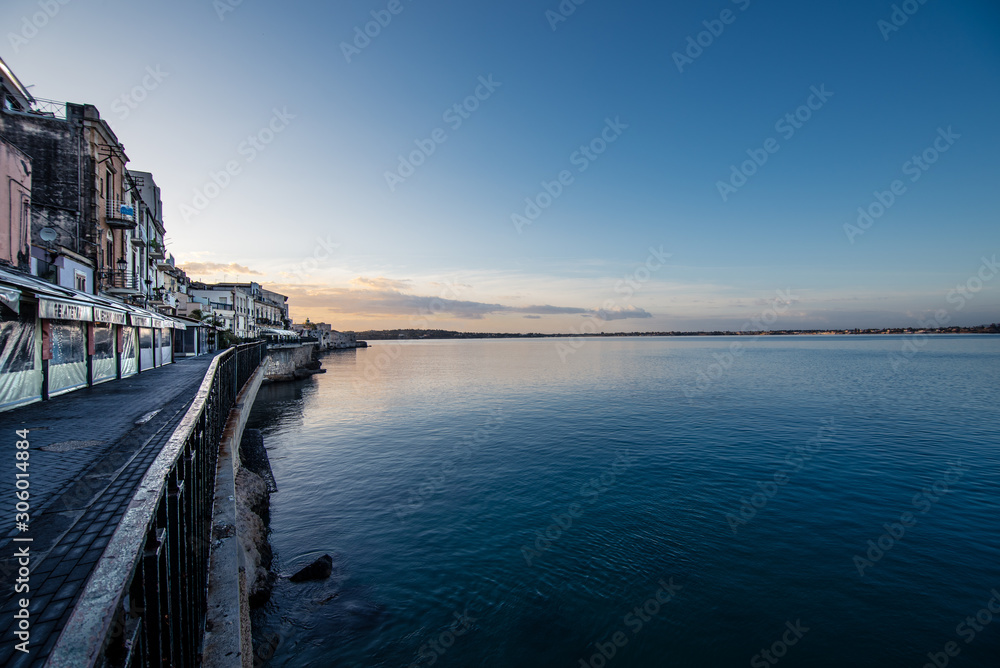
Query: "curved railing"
47 341 266 666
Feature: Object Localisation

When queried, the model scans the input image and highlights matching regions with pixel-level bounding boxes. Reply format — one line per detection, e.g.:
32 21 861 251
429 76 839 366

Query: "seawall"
202 359 266 667
262 342 323 382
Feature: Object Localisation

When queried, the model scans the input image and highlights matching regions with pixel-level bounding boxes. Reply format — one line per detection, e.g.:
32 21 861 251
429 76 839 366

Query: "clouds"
271 277 655 322
179 261 261 277
592 305 653 321
351 276 413 291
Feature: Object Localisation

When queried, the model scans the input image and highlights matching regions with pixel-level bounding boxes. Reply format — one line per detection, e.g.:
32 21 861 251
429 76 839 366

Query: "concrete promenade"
0 354 219 666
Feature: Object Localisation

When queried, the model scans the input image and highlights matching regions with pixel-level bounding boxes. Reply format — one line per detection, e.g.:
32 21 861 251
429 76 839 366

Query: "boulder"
290 554 334 582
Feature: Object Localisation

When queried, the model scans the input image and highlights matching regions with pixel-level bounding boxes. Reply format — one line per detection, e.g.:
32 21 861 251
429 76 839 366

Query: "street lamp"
116 257 127 287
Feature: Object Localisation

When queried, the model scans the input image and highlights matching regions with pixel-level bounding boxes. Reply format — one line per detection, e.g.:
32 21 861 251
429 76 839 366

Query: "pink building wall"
0 136 31 270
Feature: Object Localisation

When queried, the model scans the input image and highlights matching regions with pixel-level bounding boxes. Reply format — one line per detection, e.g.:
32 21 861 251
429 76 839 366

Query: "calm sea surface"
247 336 1000 667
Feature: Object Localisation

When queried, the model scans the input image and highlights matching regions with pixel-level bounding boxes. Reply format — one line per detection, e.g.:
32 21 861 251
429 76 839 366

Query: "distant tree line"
353 324 999 340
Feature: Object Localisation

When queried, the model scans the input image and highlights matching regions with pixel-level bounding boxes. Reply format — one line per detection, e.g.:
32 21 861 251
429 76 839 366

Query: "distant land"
354 324 1000 340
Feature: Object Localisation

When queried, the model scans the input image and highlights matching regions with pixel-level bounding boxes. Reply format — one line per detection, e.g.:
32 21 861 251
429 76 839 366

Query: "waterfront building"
332 330 358 348
188 283 252 338
151 254 188 316
128 169 178 311
171 314 215 357
291 321 359 349
211 282 290 337
261 287 291 329
0 57 149 299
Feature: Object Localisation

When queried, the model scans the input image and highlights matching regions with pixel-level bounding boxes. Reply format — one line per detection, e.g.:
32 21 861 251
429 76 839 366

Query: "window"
75 271 87 292
35 258 57 284
19 196 29 252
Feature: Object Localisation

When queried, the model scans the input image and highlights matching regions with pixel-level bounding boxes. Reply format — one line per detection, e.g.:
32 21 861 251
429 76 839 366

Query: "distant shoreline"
353 325 999 341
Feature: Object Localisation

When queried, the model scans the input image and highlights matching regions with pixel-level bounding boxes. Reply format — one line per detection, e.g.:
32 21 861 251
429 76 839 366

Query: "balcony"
99 269 142 296
106 199 137 229
148 242 166 260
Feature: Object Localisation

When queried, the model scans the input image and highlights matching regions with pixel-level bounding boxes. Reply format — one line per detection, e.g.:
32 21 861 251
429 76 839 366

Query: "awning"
40 298 93 322
0 286 19 313
260 328 300 337
93 306 128 325
1 266 191 331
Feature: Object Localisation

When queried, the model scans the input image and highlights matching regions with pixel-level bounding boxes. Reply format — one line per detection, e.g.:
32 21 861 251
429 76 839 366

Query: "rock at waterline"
290 554 334 582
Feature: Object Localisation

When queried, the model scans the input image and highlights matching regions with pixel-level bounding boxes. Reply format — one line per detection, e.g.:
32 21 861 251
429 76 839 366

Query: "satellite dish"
39 227 57 241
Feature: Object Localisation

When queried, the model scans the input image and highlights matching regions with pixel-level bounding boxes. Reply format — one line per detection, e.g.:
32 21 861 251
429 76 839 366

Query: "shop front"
92 306 127 384
0 287 41 410
1 267 191 411
134 315 155 372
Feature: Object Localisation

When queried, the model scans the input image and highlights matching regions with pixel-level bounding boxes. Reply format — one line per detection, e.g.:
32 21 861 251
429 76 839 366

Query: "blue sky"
3 0 999 331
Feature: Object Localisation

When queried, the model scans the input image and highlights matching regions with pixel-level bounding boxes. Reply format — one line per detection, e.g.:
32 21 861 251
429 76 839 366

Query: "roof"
0 56 34 107
259 328 299 337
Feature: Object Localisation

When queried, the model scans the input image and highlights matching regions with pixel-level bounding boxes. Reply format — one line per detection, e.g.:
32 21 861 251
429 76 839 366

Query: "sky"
3 0 999 332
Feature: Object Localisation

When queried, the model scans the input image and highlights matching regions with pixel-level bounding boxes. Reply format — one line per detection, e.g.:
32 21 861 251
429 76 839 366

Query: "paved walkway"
0 354 219 667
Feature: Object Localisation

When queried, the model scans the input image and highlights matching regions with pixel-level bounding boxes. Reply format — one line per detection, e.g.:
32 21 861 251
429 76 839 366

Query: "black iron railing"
48 340 267 666
100 269 140 291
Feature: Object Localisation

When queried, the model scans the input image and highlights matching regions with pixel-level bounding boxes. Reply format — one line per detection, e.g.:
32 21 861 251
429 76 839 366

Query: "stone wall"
261 342 321 381
0 107 85 253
